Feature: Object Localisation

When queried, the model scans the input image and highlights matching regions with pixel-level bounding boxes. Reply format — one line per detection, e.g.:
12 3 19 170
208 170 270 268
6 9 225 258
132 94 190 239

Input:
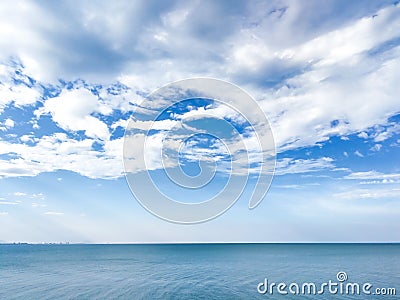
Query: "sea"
0 243 398 299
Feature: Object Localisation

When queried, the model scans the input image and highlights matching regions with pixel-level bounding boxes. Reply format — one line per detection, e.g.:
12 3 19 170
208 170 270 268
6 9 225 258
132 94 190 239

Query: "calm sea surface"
0 244 399 299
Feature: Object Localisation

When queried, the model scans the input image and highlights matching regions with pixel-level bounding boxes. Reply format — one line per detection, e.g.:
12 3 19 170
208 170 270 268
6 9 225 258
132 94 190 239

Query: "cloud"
0 118 15 131
44 211 64 216
370 144 382 152
0 61 42 113
13 192 27 196
35 88 110 140
260 45 400 151
354 151 364 157
0 133 123 179
275 157 335 175
372 123 400 142
4 118 14 128
345 171 400 183
111 119 129 130
334 188 400 199
0 200 19 205
243 3 400 151
0 1 399 180
0 0 395 84
358 132 369 139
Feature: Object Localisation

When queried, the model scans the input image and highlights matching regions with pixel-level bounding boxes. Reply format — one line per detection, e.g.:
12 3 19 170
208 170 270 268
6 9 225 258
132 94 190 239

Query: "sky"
0 0 399 243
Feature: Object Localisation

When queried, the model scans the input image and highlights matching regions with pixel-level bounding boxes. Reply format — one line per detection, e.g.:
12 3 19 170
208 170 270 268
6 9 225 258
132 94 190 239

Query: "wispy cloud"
44 212 64 216
275 157 335 175
345 171 400 184
0 201 19 205
334 188 400 200
354 150 364 158
13 192 27 196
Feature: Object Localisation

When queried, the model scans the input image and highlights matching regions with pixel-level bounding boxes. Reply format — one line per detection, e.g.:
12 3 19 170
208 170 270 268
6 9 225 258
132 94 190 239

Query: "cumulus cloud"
0 62 42 113
0 133 123 178
35 88 110 140
0 118 15 131
4 118 14 128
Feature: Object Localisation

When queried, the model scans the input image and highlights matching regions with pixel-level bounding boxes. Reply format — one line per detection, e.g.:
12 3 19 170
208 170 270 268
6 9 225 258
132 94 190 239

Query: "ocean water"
0 243 398 299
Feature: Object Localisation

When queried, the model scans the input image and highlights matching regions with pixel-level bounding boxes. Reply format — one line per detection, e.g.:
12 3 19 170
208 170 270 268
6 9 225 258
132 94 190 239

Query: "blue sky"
0 0 399 242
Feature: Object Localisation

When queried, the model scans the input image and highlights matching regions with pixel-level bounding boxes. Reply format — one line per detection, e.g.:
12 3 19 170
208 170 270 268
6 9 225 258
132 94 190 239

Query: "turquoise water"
0 244 399 299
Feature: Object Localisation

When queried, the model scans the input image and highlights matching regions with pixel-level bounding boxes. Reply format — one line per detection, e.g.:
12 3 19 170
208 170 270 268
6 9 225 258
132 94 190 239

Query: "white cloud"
244 4 400 151
0 200 19 205
370 144 382 152
44 212 64 216
124 132 171 173
36 88 110 140
111 119 129 130
287 4 400 65
0 62 42 113
0 133 123 179
260 45 400 151
128 119 179 131
20 135 37 143
345 171 400 181
372 123 400 142
0 1 399 179
0 81 41 109
335 188 400 199
4 118 14 128
275 157 335 175
354 150 364 157
31 193 45 200
13 192 26 196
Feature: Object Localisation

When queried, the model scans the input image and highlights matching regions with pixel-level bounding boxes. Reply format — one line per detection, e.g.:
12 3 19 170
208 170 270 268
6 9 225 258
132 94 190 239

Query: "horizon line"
2 241 399 245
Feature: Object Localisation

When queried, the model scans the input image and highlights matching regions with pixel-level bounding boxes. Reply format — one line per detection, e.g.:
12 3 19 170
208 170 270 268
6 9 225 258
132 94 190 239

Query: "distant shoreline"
1 242 399 245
